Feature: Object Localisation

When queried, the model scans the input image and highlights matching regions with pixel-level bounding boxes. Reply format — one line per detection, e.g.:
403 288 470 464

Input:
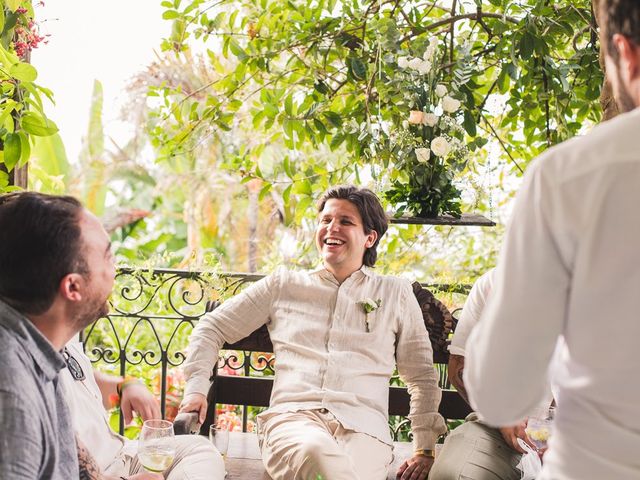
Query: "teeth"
325 238 344 245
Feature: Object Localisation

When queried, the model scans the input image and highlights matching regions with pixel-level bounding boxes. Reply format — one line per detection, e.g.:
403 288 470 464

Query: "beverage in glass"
138 419 176 472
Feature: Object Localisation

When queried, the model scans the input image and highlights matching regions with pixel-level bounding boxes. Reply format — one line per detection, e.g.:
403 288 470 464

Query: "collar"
0 299 66 381
310 264 374 282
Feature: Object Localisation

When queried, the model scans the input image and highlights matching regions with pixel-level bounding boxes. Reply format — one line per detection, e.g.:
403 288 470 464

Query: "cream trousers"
106 434 226 480
258 409 393 480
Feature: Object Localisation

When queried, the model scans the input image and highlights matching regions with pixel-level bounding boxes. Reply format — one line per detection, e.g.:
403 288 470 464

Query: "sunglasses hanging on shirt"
62 347 85 381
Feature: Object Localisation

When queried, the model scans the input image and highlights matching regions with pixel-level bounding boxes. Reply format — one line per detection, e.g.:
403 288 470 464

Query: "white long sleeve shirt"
465 108 640 479
183 266 446 449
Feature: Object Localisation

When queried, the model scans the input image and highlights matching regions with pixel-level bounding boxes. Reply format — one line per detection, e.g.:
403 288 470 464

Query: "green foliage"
0 0 58 192
148 0 600 220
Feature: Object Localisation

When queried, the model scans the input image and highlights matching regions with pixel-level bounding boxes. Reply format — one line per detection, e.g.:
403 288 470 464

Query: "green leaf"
5 0 23 12
323 111 342 128
17 131 29 167
21 113 59 136
347 56 367 81
162 10 180 19
519 32 535 60
463 110 477 136
3 132 21 170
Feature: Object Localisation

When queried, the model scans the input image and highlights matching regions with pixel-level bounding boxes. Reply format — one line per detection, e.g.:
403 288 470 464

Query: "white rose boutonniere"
357 298 382 332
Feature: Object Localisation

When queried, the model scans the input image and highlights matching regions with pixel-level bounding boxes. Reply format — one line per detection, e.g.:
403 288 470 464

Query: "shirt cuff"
184 375 211 397
411 429 440 451
447 345 466 356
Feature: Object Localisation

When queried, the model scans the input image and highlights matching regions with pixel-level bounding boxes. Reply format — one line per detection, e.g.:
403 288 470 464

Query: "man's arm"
180 271 278 422
0 391 42 479
77 437 161 480
93 372 160 424
448 354 470 406
395 282 447 479
465 159 568 425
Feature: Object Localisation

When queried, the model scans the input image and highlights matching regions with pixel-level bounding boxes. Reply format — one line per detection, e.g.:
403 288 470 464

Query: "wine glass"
210 425 230 459
525 407 555 452
138 419 176 473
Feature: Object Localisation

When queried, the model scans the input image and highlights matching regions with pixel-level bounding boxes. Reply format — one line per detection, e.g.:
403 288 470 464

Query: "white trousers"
106 434 226 480
258 409 393 480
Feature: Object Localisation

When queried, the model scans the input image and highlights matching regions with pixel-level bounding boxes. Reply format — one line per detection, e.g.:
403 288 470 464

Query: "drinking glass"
210 425 230 459
525 407 555 452
138 419 176 473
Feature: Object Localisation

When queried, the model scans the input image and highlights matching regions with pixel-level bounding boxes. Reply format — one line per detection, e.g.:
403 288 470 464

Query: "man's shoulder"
0 325 40 390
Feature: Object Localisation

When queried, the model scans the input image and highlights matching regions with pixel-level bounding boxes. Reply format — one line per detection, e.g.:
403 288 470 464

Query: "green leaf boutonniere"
357 298 382 332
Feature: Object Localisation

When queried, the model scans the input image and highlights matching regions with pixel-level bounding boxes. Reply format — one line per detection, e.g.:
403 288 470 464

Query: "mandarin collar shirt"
465 108 640 479
184 266 446 449
0 300 79 479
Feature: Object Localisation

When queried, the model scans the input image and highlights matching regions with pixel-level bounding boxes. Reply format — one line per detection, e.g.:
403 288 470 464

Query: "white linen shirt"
465 108 640 479
183 266 446 449
448 269 494 357
59 342 129 472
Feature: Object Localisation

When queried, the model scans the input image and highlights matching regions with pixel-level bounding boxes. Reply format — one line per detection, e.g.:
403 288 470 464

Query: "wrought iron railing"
82 267 467 438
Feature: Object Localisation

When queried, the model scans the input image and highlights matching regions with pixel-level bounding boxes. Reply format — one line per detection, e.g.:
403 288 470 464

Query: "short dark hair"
317 185 388 267
601 0 640 61
0 192 88 315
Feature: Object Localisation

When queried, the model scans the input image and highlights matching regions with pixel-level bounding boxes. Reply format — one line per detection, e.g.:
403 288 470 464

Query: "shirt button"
320 408 328 414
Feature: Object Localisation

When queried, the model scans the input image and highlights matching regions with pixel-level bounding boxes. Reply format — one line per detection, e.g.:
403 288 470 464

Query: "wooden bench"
175 282 471 479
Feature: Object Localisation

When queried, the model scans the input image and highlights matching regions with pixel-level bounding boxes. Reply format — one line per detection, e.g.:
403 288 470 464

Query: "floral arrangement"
382 37 473 217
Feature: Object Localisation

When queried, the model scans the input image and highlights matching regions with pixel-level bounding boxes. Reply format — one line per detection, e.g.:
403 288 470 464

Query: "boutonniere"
357 298 382 332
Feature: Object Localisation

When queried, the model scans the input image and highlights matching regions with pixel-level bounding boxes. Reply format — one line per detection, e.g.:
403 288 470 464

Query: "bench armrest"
173 412 201 435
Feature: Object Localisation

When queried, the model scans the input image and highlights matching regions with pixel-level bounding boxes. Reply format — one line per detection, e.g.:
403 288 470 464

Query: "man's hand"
126 473 163 480
396 454 434 480
499 420 535 454
120 382 161 424
179 392 208 424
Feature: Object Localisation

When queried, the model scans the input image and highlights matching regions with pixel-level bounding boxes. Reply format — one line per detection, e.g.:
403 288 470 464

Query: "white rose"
430 136 451 157
423 113 439 127
364 298 378 309
415 147 431 163
435 84 448 97
397 56 409 69
407 57 423 71
442 95 461 113
416 60 432 75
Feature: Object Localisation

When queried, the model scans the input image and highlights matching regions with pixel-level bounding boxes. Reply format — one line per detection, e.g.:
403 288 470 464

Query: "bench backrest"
200 282 471 434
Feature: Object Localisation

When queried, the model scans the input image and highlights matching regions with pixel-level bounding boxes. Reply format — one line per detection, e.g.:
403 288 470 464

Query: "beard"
615 66 637 113
73 294 110 331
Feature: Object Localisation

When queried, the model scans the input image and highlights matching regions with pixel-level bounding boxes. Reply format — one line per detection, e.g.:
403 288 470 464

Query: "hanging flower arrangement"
379 38 474 218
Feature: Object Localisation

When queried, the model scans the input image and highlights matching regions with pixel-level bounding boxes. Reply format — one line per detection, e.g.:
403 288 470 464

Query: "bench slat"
212 375 471 419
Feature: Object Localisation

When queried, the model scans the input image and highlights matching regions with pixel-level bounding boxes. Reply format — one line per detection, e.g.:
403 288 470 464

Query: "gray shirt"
0 300 79 479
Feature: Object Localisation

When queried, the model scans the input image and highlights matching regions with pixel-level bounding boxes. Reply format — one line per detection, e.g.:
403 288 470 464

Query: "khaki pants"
429 414 521 480
107 434 226 480
258 409 393 480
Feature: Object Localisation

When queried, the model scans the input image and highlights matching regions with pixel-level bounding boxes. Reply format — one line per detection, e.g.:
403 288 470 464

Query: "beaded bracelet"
116 376 140 396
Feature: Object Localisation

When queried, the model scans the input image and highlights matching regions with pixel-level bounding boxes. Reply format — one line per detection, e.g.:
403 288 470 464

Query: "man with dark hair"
0 192 159 480
180 185 446 479
465 1 640 479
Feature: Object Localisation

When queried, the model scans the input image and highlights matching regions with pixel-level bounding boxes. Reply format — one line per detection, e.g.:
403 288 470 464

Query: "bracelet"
116 376 140 396
414 449 435 458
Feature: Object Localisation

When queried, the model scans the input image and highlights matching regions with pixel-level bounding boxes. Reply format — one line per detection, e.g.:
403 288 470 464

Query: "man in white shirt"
60 341 225 479
465 2 640 478
179 185 447 480
431 269 539 480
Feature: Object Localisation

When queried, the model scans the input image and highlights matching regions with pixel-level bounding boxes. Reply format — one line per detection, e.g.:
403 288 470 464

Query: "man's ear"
365 230 378 248
613 33 640 81
59 273 84 303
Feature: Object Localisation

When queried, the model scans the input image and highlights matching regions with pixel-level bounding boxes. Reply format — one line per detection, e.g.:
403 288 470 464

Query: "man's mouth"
324 238 345 246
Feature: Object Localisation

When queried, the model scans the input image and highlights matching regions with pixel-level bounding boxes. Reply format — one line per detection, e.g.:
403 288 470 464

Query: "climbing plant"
0 0 57 192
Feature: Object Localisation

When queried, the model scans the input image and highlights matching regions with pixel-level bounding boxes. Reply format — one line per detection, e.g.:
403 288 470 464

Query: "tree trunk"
593 0 620 121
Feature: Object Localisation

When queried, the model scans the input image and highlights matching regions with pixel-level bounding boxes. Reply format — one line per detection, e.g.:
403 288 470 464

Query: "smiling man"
180 185 446 480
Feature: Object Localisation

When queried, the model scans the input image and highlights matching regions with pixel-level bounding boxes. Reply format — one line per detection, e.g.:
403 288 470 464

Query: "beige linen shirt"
184 266 446 449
